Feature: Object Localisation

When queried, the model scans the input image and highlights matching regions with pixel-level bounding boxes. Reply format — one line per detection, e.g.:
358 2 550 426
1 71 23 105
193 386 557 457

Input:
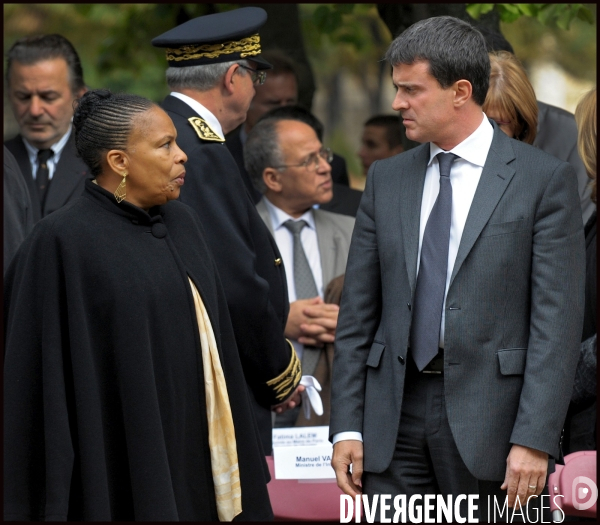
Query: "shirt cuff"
332 431 363 445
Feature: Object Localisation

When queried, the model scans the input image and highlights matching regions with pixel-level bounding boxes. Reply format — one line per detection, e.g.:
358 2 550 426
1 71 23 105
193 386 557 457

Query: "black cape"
4 180 273 521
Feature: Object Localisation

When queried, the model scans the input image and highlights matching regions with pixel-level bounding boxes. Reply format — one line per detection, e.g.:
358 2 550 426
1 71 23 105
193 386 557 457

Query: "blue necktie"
410 152 458 371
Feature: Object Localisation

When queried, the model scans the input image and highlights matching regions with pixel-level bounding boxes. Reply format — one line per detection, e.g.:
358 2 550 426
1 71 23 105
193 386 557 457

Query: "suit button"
397 356 405 365
407 303 411 310
274 258 282 266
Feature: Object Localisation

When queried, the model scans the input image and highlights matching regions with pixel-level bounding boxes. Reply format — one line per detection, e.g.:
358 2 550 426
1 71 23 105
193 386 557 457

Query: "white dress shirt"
263 196 324 361
23 124 73 181
333 113 494 446
169 92 225 140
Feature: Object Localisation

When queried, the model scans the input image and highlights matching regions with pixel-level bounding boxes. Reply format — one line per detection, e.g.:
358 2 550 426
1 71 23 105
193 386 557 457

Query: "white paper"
272 425 330 448
273 444 336 479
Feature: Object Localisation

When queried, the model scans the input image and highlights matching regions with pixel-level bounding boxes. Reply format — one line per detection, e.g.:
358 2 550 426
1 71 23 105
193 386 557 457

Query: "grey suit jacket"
4 132 89 224
330 122 585 481
256 198 355 291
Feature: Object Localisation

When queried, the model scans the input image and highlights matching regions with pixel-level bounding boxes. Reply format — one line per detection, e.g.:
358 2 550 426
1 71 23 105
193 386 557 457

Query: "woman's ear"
106 149 129 175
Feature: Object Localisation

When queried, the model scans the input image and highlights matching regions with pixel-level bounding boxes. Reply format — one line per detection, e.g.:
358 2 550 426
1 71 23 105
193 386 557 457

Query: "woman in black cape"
4 90 273 521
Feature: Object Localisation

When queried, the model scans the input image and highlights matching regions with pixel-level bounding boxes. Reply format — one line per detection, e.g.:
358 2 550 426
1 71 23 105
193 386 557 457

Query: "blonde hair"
483 51 538 144
575 87 597 204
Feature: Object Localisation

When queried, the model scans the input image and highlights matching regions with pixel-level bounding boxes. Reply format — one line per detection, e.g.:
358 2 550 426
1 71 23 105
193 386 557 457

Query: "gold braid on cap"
166 34 261 62
266 340 301 401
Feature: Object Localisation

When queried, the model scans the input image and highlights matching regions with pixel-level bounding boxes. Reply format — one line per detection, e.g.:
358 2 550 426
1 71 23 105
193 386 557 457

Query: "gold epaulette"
266 340 302 401
188 117 225 142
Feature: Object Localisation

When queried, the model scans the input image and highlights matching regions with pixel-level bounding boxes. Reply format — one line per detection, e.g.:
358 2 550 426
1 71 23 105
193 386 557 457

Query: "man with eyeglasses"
152 7 304 458
245 115 356 428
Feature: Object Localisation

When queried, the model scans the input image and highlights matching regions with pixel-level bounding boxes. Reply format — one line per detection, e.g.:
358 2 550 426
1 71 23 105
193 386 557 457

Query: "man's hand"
331 440 363 497
271 384 305 414
285 297 324 342
298 303 339 346
285 297 340 346
501 444 548 509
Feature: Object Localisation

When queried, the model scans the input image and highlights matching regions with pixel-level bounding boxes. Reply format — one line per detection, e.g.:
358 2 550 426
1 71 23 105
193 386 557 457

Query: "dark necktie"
36 149 54 206
410 152 458 371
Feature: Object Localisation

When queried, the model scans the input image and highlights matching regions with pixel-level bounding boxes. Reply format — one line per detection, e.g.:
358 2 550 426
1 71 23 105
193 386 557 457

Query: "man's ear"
453 79 473 108
76 86 88 100
223 63 240 95
263 167 283 193
106 149 129 175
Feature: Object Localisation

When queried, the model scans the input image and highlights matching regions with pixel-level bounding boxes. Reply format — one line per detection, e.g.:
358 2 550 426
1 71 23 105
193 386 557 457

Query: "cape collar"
84 178 165 224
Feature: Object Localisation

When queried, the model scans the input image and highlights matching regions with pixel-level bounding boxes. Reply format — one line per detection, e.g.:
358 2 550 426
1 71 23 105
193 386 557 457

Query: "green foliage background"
4 3 596 179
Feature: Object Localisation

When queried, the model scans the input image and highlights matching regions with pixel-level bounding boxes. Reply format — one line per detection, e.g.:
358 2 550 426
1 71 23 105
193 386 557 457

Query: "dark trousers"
362 357 549 523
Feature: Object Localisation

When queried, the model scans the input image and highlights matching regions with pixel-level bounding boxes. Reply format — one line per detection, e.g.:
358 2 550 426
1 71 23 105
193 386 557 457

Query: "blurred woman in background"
563 86 596 455
483 50 538 144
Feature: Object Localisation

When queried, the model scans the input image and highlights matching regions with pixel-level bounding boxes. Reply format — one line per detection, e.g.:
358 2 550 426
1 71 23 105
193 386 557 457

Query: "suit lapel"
256 198 274 235
449 128 516 287
400 145 430 295
5 136 42 222
314 209 338 289
44 132 89 213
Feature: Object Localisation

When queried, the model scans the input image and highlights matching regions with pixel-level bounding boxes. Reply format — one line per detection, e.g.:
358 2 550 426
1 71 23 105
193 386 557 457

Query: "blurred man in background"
358 114 404 176
246 114 355 427
5 34 89 223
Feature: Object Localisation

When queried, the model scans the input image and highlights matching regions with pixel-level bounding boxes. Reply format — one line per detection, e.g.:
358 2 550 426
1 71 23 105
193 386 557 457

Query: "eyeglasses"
238 64 266 86
274 147 333 172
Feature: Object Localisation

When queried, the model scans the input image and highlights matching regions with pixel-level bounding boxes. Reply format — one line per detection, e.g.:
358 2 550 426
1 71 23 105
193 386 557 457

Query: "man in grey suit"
5 34 89 223
246 115 355 427
330 16 585 520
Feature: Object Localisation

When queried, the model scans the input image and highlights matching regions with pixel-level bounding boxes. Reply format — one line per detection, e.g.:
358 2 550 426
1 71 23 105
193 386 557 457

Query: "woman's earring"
114 172 127 203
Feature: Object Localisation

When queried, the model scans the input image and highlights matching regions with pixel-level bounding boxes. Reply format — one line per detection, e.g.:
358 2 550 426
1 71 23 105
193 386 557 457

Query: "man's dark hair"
6 34 85 94
364 115 403 149
260 49 298 82
259 104 324 141
73 89 155 177
384 16 490 106
476 25 515 54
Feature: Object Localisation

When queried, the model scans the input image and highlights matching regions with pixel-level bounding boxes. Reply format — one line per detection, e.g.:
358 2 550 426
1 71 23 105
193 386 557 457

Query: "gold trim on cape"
266 340 302 401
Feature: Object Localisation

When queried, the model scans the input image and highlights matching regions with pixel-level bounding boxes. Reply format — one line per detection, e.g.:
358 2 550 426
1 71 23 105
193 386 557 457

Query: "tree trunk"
377 3 500 38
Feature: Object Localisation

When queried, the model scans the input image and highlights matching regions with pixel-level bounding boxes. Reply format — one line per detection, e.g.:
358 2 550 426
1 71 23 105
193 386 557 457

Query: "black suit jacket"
320 183 363 217
4 146 34 275
225 126 262 204
162 95 300 454
4 132 89 224
534 101 593 223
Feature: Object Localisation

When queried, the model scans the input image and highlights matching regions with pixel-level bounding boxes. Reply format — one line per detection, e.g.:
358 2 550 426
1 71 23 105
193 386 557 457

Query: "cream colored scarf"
189 278 242 521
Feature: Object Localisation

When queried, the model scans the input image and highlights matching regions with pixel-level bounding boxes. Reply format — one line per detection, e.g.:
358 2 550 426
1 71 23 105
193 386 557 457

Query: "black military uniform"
153 7 300 455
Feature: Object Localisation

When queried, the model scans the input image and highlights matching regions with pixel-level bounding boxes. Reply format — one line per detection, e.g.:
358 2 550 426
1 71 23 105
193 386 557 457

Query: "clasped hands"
285 296 339 346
